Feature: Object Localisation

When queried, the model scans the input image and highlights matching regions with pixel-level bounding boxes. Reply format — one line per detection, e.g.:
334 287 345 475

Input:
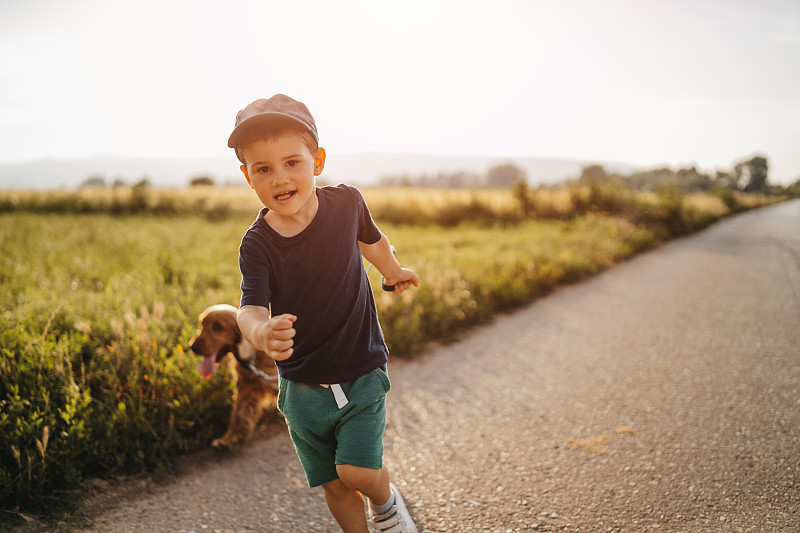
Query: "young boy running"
230 94 420 533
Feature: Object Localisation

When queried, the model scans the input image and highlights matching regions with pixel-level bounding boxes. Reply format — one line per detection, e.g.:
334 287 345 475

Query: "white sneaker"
370 483 418 533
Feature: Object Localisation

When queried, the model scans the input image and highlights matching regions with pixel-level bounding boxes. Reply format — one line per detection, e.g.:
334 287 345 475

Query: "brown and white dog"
189 304 280 450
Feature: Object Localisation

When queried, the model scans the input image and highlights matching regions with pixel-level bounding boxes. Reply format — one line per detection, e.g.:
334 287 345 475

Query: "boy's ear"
314 147 326 176
240 165 254 189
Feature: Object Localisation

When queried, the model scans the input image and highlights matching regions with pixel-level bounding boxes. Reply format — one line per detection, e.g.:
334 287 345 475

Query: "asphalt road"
80 199 800 533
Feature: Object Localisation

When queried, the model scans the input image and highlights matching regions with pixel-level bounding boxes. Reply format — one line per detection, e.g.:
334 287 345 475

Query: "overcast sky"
1 0 798 184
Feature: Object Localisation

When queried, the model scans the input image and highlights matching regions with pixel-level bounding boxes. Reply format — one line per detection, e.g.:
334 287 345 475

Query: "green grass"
376 215 656 353
0 185 782 519
1 213 244 516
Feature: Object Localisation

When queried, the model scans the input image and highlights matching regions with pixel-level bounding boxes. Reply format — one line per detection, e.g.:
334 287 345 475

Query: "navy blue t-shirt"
238 184 388 384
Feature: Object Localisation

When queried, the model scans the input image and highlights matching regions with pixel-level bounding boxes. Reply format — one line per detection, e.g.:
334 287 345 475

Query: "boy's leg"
322 465 394 533
337 463 391 507
337 464 418 533
321 478 371 533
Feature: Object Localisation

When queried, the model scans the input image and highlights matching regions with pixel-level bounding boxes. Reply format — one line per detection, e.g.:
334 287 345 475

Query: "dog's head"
189 304 255 379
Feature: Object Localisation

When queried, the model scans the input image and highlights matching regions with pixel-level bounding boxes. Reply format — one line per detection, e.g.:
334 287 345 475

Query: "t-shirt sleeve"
238 237 271 308
352 187 382 245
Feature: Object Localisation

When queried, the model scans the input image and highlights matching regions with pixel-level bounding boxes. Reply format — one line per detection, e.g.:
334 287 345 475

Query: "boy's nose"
272 171 291 185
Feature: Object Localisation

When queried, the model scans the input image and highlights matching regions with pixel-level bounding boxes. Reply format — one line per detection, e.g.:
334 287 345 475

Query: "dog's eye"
211 322 224 332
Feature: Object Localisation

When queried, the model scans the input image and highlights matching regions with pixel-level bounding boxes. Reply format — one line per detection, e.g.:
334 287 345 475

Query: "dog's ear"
236 336 257 363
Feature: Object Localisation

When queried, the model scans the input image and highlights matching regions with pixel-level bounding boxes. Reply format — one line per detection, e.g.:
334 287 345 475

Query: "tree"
713 170 735 190
190 175 215 187
742 156 769 192
80 175 106 188
579 165 607 185
486 163 526 188
731 156 769 192
676 166 713 191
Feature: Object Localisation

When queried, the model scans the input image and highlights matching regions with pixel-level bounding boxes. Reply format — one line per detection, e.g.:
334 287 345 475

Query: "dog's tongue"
199 353 217 379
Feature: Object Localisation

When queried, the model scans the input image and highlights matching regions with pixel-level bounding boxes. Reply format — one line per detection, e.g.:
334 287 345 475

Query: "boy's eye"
257 166 270 173
286 160 298 167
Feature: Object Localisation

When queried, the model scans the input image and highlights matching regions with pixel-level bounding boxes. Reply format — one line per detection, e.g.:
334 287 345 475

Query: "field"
0 184 780 516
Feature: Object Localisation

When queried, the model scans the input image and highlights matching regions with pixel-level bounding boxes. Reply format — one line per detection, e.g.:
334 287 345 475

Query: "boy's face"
239 132 325 222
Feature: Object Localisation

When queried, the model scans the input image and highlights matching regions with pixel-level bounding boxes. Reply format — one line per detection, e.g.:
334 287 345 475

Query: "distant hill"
0 156 242 190
0 153 638 190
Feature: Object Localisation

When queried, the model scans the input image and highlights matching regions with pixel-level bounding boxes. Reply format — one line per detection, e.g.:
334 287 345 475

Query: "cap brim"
227 113 314 148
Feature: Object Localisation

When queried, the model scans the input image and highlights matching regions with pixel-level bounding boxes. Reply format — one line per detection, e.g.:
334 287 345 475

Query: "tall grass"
0 186 261 221
1 213 245 514
0 182 778 228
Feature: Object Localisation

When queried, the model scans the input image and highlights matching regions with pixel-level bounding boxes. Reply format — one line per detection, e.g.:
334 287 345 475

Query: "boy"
229 94 420 533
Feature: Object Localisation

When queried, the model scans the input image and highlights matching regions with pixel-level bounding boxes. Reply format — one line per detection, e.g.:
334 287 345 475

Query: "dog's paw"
211 438 235 451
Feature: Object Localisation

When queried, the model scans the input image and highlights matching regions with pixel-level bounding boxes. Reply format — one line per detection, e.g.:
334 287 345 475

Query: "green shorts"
277 365 391 487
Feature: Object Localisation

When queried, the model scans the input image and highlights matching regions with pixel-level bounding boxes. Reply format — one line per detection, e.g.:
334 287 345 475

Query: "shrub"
0 303 236 513
0 322 92 510
0 214 246 514
709 186 739 212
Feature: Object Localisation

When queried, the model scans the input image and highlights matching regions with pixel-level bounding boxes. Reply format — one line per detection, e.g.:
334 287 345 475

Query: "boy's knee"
322 478 351 499
336 464 381 491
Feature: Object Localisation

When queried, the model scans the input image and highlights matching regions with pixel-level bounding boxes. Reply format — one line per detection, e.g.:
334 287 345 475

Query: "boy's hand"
382 267 420 295
257 313 297 361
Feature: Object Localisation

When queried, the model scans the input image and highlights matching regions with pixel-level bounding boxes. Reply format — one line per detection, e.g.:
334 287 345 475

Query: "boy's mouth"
274 190 297 202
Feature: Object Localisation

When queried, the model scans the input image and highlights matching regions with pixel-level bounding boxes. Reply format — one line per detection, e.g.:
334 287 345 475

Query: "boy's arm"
359 233 419 294
237 305 297 361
